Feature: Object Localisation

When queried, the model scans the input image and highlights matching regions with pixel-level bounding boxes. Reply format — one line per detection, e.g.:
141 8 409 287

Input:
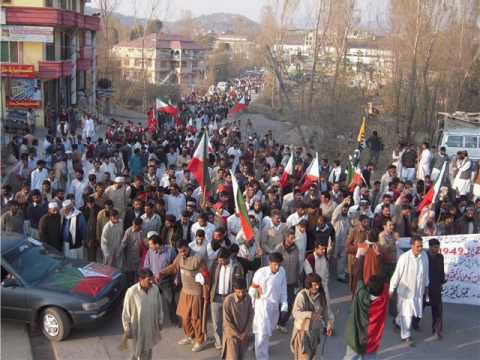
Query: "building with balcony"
0 0 100 128
111 33 208 87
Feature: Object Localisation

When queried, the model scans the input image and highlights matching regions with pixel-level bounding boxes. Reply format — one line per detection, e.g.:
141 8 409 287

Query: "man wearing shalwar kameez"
416 142 432 181
290 273 334 360
222 278 254 360
101 209 124 269
248 252 288 360
122 268 163 360
389 236 429 346
158 241 210 352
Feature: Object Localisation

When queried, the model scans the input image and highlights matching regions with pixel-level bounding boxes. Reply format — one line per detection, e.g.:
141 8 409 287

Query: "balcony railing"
5 6 100 31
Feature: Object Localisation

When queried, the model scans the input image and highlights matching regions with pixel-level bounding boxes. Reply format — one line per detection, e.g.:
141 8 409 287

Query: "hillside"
86 7 260 38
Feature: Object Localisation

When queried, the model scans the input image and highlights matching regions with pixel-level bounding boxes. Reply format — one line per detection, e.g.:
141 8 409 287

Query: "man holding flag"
188 129 213 203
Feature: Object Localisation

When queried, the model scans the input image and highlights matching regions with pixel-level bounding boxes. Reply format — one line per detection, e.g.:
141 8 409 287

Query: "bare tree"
97 0 119 80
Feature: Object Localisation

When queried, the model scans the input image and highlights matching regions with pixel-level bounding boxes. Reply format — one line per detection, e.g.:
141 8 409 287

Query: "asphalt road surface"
27 279 480 360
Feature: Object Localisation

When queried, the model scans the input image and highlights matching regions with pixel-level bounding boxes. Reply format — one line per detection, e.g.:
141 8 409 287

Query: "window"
464 136 478 149
45 0 54 6
446 135 463 148
1 42 19 63
46 42 56 61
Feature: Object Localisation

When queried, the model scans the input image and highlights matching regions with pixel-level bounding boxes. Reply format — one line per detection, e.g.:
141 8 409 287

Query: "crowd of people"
1 73 479 360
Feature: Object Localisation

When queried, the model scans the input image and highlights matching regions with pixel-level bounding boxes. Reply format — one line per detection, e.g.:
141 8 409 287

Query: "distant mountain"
86 7 260 38
163 13 260 38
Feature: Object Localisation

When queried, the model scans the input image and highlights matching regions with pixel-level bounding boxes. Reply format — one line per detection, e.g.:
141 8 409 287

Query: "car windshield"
4 242 63 285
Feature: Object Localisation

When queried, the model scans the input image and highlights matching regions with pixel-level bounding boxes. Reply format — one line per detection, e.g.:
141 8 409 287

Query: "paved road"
37 280 480 360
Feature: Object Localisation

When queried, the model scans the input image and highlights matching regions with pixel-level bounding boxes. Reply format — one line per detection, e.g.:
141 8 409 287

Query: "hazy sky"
91 0 387 28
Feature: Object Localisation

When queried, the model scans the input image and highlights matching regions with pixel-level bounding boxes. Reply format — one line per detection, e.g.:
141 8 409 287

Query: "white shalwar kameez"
453 158 472 196
248 266 288 360
416 149 432 181
389 250 429 340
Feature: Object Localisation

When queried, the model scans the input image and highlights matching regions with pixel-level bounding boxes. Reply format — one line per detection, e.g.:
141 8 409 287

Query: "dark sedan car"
1 233 127 341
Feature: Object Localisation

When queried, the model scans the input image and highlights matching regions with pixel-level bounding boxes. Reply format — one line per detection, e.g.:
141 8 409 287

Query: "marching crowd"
1 73 479 360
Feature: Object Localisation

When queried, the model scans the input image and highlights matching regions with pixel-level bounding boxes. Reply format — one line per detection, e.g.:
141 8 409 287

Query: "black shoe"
337 277 347 283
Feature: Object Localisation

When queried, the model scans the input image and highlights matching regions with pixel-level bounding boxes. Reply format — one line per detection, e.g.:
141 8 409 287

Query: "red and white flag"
156 98 178 116
228 97 248 117
279 152 294 189
187 131 213 197
348 167 366 192
301 153 319 192
417 161 448 213
231 171 254 241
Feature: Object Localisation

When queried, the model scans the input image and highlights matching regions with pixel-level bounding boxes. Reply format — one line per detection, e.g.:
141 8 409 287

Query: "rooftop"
115 33 207 50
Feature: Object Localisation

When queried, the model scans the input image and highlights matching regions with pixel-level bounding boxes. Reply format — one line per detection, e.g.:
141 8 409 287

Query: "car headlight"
82 297 109 311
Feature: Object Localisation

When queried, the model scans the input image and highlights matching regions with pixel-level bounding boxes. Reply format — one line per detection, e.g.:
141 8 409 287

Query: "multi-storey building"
112 33 207 86
214 34 255 58
0 0 100 128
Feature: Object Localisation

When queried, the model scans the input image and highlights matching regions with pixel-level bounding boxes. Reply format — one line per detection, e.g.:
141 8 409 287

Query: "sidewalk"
1 321 33 360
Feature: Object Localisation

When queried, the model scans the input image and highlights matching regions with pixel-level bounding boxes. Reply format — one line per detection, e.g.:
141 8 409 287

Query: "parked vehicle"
1 233 127 341
436 112 480 160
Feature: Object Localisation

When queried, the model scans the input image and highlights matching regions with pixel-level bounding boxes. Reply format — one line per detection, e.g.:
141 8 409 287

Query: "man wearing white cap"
39 202 63 252
105 176 131 219
61 199 87 259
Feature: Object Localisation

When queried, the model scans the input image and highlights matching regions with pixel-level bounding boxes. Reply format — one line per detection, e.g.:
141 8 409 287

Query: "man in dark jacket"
82 196 101 261
454 206 479 234
38 202 62 251
160 214 183 248
426 238 446 340
124 197 144 230
366 131 383 166
209 248 244 350
26 189 48 239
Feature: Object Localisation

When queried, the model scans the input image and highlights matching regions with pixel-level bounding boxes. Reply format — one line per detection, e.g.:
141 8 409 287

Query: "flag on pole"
279 152 294 189
301 153 319 193
231 171 254 241
357 116 367 146
228 97 248 117
417 161 448 213
156 98 178 116
187 130 213 198
348 167 366 192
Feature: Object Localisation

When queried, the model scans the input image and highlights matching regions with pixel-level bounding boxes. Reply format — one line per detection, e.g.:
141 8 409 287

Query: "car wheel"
41 307 71 341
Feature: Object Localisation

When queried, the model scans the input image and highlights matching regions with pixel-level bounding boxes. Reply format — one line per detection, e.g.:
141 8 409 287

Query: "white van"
436 112 480 160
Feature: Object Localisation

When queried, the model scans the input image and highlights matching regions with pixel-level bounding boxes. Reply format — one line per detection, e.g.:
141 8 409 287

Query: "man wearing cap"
61 199 87 259
39 202 62 251
105 176 131 219
249 252 288 360
101 208 124 268
31 160 49 191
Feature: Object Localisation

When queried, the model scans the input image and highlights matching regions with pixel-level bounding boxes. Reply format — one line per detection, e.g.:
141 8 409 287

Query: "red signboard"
6 99 41 109
1 64 35 78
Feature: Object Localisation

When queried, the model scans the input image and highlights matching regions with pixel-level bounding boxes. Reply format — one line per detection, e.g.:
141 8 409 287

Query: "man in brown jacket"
158 240 210 352
222 278 253 360
346 215 371 295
